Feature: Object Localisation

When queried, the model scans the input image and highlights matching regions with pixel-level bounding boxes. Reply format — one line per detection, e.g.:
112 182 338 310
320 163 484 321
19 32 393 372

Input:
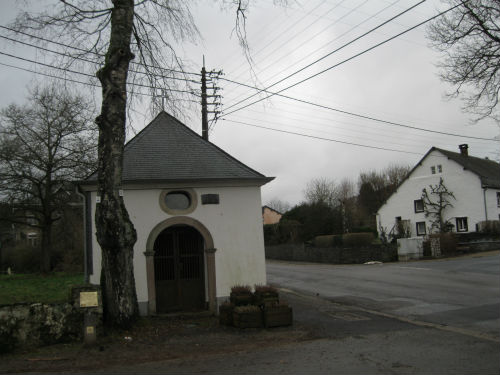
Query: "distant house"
79 112 273 315
262 205 282 225
377 144 500 239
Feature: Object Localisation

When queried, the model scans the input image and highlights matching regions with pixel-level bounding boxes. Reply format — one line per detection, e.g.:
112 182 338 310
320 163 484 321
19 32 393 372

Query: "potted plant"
253 285 279 307
233 305 263 328
230 285 253 306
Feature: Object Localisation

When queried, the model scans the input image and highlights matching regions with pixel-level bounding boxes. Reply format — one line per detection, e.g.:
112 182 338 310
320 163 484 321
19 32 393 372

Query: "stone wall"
265 243 397 264
0 302 83 353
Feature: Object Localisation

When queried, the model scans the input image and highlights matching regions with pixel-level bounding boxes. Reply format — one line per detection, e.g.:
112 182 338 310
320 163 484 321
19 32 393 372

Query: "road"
20 253 500 374
267 252 500 340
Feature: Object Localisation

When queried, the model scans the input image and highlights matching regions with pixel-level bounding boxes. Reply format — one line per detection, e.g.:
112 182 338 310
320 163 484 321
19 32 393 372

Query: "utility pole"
201 57 208 141
201 56 222 142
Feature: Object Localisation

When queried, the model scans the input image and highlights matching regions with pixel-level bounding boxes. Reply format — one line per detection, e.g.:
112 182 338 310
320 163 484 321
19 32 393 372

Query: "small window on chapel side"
431 166 436 174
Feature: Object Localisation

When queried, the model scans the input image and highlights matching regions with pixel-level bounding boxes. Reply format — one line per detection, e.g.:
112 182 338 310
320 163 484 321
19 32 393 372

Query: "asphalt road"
20 253 500 374
267 252 500 340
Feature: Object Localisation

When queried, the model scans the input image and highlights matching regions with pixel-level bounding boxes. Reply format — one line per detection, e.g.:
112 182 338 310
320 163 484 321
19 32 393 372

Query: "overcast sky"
0 0 498 207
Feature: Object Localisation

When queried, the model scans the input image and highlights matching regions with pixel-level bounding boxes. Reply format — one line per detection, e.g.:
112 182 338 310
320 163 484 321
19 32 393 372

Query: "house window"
416 222 426 236
414 199 424 213
497 192 500 207
456 217 468 232
437 165 442 173
431 166 436 174
159 189 197 215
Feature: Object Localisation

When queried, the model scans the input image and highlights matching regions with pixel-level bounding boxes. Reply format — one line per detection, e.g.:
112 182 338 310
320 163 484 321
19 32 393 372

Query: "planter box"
230 292 253 306
253 291 279 307
263 306 293 328
219 304 234 326
233 309 263 328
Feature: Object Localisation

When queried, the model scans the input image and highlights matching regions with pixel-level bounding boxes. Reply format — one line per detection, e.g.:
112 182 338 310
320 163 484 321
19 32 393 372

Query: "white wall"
377 149 495 238
88 184 267 306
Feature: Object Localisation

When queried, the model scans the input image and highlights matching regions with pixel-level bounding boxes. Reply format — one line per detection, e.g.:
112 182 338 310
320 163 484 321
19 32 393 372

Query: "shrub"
230 285 252 294
313 235 343 247
254 285 277 294
437 233 457 255
342 233 374 247
2 244 40 273
234 305 260 313
477 220 500 235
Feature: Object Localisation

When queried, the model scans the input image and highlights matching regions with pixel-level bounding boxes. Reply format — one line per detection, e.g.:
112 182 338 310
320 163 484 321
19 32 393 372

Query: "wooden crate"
263 306 293 328
233 309 263 328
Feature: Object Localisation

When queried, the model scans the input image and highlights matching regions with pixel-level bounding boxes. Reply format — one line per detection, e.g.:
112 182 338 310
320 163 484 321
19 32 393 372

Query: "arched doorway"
145 216 217 314
154 225 205 312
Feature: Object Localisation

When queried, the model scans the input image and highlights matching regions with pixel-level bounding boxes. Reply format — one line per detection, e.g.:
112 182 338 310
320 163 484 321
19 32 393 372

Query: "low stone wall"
457 241 500 253
0 302 83 353
265 243 397 264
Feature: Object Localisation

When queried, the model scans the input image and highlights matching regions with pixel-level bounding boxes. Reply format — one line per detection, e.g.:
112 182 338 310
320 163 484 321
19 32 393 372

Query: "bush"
438 233 457 255
263 220 302 245
477 220 500 235
2 244 41 273
342 233 374 247
313 235 343 247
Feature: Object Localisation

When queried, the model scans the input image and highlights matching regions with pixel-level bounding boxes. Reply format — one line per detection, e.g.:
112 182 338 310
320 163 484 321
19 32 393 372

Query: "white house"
79 112 273 315
377 144 500 239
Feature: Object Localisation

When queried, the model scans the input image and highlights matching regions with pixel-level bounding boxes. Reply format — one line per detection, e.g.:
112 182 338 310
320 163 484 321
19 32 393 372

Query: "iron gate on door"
154 225 205 312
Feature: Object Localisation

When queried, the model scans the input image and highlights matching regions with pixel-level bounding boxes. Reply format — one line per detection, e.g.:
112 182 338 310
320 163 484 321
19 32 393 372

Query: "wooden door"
154 225 205 312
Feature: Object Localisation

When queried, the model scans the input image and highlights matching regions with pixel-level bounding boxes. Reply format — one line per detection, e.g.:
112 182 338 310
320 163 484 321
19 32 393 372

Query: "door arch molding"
144 216 217 314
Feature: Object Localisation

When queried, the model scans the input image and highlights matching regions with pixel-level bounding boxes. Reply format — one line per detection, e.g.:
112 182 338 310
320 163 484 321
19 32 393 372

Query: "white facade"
85 182 267 315
377 149 500 239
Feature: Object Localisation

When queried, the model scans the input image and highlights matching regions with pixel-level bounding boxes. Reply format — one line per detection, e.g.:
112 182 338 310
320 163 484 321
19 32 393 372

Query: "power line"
0 24 202 77
0 51 198 95
224 0 423 112
0 36 201 85
223 118 423 155
222 2 466 118
225 0 401 108
220 76 495 142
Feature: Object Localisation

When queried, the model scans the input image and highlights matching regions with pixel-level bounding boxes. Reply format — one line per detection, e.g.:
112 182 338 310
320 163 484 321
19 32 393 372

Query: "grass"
0 272 84 305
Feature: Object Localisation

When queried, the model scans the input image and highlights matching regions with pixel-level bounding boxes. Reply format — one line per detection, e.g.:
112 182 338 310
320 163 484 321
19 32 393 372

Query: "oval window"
164 191 191 210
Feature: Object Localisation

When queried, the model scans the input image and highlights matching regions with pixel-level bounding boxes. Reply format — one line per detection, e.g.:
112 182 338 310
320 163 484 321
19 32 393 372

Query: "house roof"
262 205 282 215
433 147 500 189
82 111 274 186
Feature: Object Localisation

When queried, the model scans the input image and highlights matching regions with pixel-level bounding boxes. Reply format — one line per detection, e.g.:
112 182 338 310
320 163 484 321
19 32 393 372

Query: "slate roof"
82 111 273 185
433 147 500 189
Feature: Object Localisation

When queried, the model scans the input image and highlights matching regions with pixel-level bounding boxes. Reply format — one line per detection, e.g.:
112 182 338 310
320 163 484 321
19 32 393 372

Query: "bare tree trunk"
95 0 138 328
40 222 51 273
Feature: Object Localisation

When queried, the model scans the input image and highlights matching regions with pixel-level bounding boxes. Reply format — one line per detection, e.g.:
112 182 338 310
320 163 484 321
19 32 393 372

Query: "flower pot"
253 291 279 307
230 292 253 306
233 308 263 328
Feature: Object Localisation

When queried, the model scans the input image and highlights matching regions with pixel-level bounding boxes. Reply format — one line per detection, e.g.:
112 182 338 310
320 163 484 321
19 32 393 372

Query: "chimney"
459 144 468 156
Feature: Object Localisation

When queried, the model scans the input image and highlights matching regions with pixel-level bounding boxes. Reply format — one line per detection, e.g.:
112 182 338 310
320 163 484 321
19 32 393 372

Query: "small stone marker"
72 285 102 347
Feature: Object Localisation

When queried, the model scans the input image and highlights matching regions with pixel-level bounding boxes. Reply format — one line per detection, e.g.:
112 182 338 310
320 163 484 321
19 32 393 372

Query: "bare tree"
427 0 500 121
304 178 339 208
265 198 291 214
0 84 97 273
421 177 456 233
9 0 256 327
